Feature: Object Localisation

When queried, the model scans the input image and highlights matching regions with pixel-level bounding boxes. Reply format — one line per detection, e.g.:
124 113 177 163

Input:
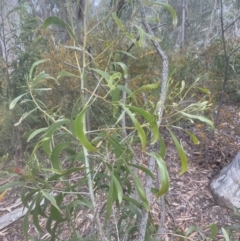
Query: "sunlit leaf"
196 87 211 94
185 130 200 144
221 228 230 241
168 129 188 175
180 80 185 93
0 189 8 202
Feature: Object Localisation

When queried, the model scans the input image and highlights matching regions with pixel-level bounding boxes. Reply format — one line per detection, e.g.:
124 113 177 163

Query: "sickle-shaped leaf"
125 105 159 144
195 87 211 94
105 179 114 224
147 153 170 197
117 50 136 59
32 72 53 87
185 130 199 144
129 82 160 99
91 68 110 82
57 71 78 80
122 105 147 150
51 143 70 170
29 59 50 80
147 2 178 27
32 193 44 233
27 127 48 142
221 228 230 241
112 12 125 31
128 163 154 179
14 108 37 126
168 129 188 175
159 132 166 158
113 62 128 78
42 16 75 40
42 119 71 155
126 165 149 211
179 111 214 128
41 191 61 213
74 107 96 152
107 168 123 203
117 85 136 103
9 93 28 110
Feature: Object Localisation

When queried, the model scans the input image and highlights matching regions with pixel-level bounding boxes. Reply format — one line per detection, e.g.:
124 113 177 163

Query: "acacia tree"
2 1 214 240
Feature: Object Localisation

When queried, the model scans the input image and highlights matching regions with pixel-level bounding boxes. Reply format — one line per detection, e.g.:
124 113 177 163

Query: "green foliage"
2 2 220 240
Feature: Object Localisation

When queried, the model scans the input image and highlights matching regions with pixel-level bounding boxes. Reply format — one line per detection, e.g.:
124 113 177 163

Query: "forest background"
1 0 240 240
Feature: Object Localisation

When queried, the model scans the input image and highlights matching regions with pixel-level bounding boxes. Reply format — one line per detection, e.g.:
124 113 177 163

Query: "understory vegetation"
1 0 240 240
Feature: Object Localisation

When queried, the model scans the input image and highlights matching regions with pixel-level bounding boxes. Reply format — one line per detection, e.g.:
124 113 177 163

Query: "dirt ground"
1 104 240 241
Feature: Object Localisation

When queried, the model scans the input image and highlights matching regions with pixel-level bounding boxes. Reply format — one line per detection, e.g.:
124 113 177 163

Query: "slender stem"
80 2 105 240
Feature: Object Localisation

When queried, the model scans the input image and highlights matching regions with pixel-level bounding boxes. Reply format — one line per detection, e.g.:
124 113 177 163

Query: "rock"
210 151 240 208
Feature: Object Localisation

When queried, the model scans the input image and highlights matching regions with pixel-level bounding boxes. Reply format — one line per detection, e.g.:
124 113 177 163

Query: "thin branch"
224 15 240 32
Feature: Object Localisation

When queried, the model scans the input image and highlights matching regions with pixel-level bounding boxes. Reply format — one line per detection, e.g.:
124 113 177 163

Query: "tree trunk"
210 151 240 208
0 0 22 160
180 0 187 49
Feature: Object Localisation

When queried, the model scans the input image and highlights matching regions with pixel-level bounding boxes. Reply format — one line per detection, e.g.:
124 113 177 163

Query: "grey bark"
0 0 22 159
210 151 240 208
138 4 169 241
180 0 187 49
